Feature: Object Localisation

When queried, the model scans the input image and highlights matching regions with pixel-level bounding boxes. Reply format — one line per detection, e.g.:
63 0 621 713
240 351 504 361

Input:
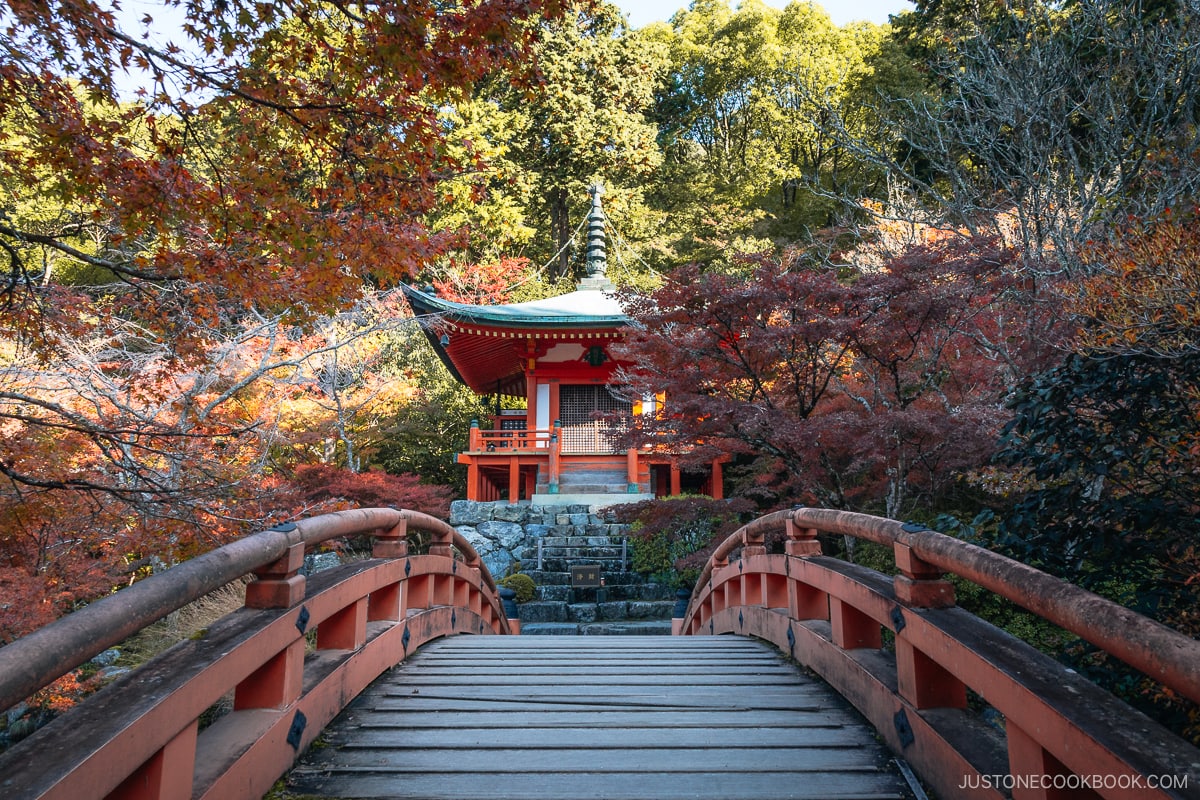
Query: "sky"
613 0 913 28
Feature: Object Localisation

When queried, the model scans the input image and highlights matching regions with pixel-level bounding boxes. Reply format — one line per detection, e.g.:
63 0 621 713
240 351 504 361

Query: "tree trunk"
550 187 571 281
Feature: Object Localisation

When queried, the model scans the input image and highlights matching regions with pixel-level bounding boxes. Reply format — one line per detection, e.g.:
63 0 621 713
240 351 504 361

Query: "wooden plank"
384 674 815 687
322 725 875 750
334 751 882 769
351 709 856 727
364 696 846 712
282 635 908 800
408 662 786 671
423 639 765 652
285 769 907 800
298 745 886 772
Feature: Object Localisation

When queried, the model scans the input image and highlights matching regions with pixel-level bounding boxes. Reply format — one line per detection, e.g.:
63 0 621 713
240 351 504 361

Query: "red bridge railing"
676 507 1200 800
0 507 515 800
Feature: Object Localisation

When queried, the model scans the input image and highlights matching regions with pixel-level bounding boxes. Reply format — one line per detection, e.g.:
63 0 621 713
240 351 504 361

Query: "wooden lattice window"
559 385 631 454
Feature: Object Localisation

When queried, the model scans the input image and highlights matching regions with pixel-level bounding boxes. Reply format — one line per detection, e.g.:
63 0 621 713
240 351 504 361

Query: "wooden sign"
569 565 602 588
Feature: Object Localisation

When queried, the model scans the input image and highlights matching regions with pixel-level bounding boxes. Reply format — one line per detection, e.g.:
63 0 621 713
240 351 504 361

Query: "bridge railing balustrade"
0 507 515 800
677 507 1200 800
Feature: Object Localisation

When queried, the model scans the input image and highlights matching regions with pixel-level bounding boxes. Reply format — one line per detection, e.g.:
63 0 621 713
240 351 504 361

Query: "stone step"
537 563 631 577
565 601 676 622
555 469 632 484
517 600 676 625
522 569 645 585
533 584 675 602
537 483 631 494
529 492 654 509
538 534 628 545
519 620 674 636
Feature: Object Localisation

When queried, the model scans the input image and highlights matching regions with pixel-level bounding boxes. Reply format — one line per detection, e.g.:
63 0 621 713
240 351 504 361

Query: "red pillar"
710 459 724 499
508 455 520 501
466 460 479 501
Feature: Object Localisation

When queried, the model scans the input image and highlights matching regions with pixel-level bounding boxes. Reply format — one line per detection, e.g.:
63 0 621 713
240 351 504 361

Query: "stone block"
493 503 528 523
477 520 525 549
519 622 580 636
627 601 674 620
450 500 494 526
569 513 590 526
581 621 673 636
303 552 341 575
525 571 569 585
567 604 598 623
519 601 569 623
89 648 121 667
536 585 571 602
523 524 551 540
597 601 629 621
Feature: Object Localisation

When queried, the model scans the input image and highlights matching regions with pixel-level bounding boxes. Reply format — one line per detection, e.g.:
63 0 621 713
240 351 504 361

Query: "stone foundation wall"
449 500 626 580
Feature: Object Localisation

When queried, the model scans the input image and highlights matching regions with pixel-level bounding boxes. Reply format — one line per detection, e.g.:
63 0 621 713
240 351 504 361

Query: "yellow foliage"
1073 214 1200 355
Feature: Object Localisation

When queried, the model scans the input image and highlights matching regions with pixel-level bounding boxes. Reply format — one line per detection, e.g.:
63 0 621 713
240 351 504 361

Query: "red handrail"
679 506 1200 800
0 507 514 800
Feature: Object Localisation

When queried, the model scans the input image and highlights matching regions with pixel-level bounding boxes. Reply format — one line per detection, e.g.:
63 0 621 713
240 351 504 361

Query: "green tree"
644 0 911 262
495 2 666 281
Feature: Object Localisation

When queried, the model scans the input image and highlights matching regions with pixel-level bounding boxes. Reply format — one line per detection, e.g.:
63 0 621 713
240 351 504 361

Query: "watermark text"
960 773 1189 791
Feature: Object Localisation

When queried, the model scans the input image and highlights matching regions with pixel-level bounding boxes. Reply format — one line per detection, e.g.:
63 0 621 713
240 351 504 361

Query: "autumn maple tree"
0 0 569 487
615 238 1056 517
0 0 579 638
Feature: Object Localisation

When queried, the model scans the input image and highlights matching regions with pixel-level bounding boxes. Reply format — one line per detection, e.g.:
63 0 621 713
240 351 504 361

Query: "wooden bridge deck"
283 635 911 800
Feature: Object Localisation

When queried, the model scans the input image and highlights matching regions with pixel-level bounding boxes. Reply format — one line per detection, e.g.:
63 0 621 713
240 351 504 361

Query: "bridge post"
784 517 821 556
317 598 369 650
830 599 882 650
1005 722 1100 800
373 518 409 559
893 541 955 608
428 526 454 559
108 720 198 800
891 538 967 710
245 542 306 609
235 639 305 710
369 519 408 621
785 517 828 620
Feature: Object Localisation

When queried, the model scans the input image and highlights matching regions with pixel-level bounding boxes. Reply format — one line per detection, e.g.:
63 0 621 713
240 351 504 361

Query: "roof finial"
585 183 607 279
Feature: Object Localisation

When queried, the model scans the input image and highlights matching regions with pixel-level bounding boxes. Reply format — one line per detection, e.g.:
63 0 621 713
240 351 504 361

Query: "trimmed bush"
498 572 536 604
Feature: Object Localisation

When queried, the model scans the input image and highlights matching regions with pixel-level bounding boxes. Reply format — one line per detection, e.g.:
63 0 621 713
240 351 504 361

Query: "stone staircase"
535 468 632 495
450 500 677 635
516 509 675 635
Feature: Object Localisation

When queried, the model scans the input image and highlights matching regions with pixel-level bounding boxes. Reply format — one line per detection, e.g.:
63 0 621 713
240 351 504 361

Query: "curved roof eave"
402 284 630 328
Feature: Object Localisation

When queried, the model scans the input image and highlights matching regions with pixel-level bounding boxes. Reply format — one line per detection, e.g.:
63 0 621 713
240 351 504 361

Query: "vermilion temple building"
404 186 725 506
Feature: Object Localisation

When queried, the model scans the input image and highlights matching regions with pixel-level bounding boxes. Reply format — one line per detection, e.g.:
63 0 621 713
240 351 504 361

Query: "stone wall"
449 500 625 580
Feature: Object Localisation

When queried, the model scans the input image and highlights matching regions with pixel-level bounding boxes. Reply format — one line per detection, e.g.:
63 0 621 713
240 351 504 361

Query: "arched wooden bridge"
1 506 1198 799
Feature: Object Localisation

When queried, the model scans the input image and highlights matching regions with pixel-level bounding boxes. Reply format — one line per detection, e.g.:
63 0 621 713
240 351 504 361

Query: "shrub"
290 464 454 519
498 573 536 604
609 496 756 589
